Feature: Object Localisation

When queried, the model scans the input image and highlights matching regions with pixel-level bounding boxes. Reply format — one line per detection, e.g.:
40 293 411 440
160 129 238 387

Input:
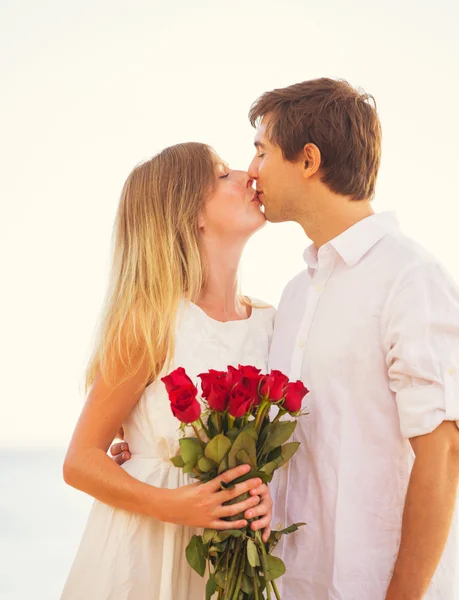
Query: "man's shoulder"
384 230 441 267
378 231 459 309
384 230 452 280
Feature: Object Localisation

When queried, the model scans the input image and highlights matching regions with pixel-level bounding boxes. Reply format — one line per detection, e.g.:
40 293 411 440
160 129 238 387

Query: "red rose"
283 380 309 413
225 365 263 408
198 369 225 396
237 365 263 397
260 370 290 402
169 386 201 423
228 383 254 418
226 365 243 388
198 370 230 412
161 367 195 395
161 367 201 424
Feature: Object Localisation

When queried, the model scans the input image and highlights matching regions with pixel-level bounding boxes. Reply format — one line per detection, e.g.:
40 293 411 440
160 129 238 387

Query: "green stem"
271 580 282 600
199 417 211 439
254 401 270 433
216 412 222 433
252 568 260 600
225 539 240 599
271 408 286 425
191 423 205 447
231 551 245 600
227 414 235 430
255 530 272 600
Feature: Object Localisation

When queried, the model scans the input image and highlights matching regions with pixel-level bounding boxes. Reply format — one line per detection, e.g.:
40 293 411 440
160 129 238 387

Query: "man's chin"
263 207 283 224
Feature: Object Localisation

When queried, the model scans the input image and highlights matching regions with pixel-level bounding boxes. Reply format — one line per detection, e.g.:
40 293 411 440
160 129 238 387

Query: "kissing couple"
62 78 459 600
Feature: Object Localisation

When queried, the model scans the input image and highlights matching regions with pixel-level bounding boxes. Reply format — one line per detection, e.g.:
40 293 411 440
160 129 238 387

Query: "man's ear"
302 143 321 179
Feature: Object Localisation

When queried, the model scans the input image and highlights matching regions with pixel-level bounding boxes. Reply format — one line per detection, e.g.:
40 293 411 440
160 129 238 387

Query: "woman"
62 142 275 600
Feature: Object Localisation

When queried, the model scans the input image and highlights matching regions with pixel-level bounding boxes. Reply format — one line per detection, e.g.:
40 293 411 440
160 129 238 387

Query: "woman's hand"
161 464 263 530
247 482 273 542
111 440 273 539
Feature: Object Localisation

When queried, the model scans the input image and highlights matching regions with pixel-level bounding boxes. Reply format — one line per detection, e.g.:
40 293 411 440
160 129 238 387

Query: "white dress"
62 299 275 600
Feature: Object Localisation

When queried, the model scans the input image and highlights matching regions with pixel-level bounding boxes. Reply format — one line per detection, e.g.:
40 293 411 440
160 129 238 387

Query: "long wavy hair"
85 142 219 391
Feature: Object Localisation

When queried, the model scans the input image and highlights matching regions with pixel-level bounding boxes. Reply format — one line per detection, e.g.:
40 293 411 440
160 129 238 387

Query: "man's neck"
298 197 374 248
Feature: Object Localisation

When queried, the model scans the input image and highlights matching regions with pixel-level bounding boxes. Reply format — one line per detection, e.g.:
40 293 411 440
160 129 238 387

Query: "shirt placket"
289 248 336 380
274 248 337 541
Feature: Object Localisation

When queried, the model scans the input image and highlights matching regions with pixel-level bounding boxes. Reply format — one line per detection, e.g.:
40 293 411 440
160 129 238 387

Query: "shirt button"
447 367 457 376
314 284 324 292
276 522 282 530
299 340 305 348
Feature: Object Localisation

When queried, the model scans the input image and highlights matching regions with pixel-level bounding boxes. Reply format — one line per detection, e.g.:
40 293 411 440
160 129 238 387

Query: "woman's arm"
63 357 263 529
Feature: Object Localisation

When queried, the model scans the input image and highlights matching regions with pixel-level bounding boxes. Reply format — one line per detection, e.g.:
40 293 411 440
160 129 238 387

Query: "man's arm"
385 420 459 600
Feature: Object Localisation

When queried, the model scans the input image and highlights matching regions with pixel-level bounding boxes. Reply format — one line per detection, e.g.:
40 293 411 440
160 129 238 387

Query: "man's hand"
110 440 131 465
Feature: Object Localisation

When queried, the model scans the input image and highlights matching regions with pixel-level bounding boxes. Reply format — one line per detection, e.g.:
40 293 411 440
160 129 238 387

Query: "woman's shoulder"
248 297 276 323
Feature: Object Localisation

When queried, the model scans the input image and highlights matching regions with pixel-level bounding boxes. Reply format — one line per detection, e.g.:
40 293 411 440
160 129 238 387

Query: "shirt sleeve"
382 260 459 438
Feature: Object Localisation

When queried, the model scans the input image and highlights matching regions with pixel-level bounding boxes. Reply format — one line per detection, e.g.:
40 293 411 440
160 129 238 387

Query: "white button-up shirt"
269 212 459 600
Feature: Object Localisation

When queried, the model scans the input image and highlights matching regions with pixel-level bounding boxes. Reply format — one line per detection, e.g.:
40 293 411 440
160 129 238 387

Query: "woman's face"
199 159 266 241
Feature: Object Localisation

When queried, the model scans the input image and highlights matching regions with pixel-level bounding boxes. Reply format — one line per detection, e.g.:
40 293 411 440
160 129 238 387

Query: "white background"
1 0 458 446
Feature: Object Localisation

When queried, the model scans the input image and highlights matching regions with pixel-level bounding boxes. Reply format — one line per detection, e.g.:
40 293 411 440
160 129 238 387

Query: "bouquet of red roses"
161 364 308 600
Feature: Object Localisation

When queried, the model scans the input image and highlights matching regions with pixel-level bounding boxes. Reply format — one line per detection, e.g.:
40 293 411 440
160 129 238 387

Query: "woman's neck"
196 240 249 321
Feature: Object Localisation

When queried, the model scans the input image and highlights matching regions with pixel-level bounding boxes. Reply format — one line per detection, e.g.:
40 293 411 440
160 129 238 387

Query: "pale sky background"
1 0 458 446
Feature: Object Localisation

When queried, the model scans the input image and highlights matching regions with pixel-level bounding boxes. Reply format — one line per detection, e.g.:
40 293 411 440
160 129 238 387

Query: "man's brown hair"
249 78 382 201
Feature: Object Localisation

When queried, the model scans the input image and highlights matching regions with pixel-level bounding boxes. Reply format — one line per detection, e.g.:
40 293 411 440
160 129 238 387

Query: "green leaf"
214 571 227 589
226 427 240 442
228 431 258 469
170 455 185 468
205 434 232 464
217 530 244 542
241 573 253 594
183 461 197 474
277 442 300 468
208 545 220 558
208 413 220 438
266 446 282 463
241 424 259 441
198 456 217 473
259 461 278 476
229 470 271 486
263 554 286 581
185 535 207 577
267 522 306 551
217 454 228 475
179 438 204 464
247 538 260 567
263 421 296 454
277 522 306 536
236 448 257 469
206 573 217 600
202 528 217 544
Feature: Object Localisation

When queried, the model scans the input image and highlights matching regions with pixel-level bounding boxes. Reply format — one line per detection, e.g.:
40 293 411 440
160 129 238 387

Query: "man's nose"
248 158 258 179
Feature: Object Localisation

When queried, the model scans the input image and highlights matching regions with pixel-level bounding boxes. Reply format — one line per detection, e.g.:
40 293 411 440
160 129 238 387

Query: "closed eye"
219 173 229 179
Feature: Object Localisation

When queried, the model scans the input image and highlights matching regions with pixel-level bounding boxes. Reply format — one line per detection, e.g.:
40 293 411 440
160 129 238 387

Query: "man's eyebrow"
254 140 266 149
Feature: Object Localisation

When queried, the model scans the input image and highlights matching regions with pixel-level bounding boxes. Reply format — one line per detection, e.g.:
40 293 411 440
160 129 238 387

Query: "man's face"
248 115 305 223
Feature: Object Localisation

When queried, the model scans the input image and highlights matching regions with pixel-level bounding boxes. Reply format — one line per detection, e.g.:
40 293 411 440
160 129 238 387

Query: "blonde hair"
86 142 218 390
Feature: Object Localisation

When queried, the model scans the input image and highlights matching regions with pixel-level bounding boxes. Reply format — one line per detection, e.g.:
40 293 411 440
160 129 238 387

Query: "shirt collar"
303 212 400 269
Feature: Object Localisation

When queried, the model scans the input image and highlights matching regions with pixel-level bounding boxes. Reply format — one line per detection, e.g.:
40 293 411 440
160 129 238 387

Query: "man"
114 78 459 599
247 78 459 599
